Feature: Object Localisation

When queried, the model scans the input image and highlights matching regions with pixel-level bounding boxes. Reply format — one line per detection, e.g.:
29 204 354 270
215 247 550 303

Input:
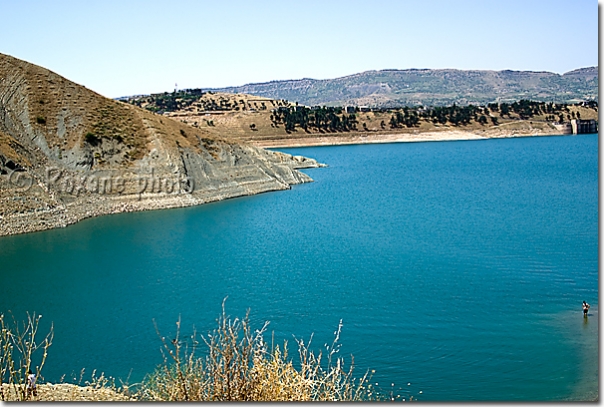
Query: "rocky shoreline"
0 150 325 238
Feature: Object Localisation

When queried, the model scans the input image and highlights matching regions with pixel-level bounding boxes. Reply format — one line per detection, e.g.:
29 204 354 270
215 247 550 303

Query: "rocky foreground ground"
1 383 133 401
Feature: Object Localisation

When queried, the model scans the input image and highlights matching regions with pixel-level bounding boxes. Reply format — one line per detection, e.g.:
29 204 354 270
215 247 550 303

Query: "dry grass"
137 301 375 401
0 303 381 402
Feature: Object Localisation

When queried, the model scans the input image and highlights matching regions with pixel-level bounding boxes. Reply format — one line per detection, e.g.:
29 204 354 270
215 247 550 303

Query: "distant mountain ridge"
205 67 598 107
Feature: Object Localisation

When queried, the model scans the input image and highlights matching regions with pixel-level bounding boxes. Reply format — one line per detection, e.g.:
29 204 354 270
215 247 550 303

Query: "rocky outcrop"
0 53 325 237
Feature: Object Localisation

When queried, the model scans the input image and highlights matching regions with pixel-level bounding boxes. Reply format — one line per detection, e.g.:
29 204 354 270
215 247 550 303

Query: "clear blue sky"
0 0 598 98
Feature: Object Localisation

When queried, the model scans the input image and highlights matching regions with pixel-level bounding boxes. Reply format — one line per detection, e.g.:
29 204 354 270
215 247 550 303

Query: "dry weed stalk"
0 305 379 401
138 300 373 401
0 312 53 401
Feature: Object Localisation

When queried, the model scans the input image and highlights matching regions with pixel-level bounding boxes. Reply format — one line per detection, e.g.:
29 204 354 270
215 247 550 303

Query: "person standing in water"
582 301 590 317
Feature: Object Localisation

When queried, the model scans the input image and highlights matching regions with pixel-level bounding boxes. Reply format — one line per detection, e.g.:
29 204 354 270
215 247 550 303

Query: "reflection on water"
577 308 598 400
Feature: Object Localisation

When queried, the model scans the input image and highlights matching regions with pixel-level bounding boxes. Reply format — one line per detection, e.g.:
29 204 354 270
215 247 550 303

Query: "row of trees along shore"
123 90 598 133
270 100 598 133
271 105 359 132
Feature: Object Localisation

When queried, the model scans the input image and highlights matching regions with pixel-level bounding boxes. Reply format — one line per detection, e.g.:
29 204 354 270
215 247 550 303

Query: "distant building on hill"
571 119 597 134
553 119 597 135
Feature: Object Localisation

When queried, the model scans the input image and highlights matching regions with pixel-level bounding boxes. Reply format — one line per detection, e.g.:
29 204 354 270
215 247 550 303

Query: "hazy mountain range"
204 67 598 107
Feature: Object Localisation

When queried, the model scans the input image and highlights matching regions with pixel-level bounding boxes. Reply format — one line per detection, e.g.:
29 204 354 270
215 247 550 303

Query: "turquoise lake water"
0 134 598 401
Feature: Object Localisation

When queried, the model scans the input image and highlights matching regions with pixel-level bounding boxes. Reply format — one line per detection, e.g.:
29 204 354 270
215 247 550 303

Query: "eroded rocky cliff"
0 53 324 236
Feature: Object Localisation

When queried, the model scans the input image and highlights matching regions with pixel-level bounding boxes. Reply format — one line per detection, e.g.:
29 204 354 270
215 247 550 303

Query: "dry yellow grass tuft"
1 303 379 402
137 302 374 401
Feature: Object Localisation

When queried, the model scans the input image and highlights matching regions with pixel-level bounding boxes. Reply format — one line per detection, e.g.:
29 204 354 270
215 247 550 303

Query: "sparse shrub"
137 302 374 401
0 305 382 401
0 313 53 401
36 116 46 125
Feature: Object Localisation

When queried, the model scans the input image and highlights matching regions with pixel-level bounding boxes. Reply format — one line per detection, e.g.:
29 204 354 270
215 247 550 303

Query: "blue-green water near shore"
0 134 598 401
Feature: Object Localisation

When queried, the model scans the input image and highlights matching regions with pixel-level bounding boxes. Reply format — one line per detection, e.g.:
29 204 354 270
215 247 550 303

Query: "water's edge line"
252 130 590 149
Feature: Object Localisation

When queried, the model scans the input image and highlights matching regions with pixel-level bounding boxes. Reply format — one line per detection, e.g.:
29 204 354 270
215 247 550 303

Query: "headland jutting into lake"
0 52 598 237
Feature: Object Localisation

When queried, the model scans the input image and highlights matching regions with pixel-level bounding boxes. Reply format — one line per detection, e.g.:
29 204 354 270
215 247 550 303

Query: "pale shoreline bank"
250 128 581 149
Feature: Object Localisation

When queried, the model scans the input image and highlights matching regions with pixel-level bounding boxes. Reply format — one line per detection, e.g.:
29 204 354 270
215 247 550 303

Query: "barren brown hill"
125 91 598 149
0 53 323 236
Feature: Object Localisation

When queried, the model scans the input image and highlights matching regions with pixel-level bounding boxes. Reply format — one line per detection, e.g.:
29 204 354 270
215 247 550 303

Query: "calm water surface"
0 134 598 401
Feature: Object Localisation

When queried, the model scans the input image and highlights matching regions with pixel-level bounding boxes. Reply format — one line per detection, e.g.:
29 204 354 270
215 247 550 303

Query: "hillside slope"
0 53 323 236
121 90 598 149
206 67 598 107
